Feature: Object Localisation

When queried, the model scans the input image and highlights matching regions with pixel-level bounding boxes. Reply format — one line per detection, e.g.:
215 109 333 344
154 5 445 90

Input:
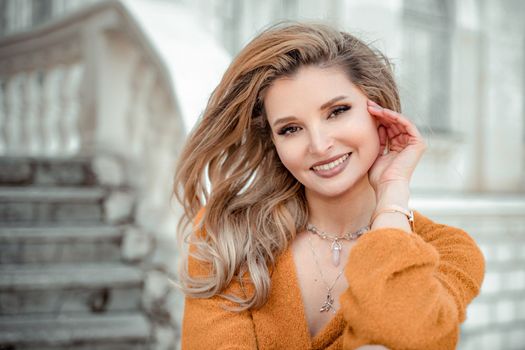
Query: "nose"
307 126 333 155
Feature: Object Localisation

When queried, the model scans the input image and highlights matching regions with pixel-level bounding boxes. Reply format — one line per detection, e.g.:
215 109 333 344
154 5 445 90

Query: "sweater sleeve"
181 208 258 350
340 211 485 350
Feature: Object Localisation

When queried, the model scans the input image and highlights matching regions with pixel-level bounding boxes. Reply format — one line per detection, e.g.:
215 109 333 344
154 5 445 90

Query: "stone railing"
0 0 230 347
411 193 525 350
0 0 230 232
0 0 104 38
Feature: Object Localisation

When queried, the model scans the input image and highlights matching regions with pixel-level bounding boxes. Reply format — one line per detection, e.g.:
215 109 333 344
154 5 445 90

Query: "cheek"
338 119 381 156
274 141 304 172
363 125 381 155
340 117 379 141
275 146 294 168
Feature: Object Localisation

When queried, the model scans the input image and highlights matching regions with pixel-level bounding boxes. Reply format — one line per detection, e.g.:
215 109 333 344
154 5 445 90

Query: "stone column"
479 0 525 191
449 0 483 191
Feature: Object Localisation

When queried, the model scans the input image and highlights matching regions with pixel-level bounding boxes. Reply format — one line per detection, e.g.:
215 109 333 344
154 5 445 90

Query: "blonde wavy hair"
172 22 401 311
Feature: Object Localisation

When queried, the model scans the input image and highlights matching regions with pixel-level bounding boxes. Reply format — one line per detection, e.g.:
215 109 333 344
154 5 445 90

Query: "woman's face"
264 65 380 198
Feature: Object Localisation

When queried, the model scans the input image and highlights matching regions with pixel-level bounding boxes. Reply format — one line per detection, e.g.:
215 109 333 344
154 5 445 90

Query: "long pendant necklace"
306 223 369 267
307 236 344 314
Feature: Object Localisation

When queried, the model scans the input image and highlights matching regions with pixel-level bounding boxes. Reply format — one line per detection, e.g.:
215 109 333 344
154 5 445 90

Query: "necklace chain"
306 223 370 241
306 223 370 267
307 235 344 314
305 222 370 313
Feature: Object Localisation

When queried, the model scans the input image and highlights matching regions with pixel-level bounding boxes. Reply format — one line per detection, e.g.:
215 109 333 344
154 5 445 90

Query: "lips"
310 152 352 170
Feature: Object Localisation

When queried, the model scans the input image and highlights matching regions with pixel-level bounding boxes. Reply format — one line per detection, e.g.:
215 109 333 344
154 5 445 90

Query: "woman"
172 22 485 349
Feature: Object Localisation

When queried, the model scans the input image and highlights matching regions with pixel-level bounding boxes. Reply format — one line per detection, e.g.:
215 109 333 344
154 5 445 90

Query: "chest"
290 232 356 338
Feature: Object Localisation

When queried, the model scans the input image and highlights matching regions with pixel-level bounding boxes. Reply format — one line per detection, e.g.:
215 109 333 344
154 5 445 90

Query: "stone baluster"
17 72 29 155
41 65 64 156
5 74 23 155
127 59 156 161
0 79 6 155
61 63 84 155
22 70 42 155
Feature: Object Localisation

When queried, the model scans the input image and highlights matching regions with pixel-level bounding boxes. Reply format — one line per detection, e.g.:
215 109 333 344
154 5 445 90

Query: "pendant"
331 240 342 266
320 292 335 313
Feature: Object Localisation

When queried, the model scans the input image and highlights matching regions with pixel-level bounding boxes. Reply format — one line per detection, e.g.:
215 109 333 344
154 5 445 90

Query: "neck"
305 176 376 236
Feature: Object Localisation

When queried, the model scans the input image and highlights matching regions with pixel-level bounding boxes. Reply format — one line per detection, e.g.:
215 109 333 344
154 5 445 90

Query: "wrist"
370 205 415 232
375 181 410 209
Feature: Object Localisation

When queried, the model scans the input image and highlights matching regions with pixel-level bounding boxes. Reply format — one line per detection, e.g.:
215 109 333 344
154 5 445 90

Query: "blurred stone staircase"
0 157 151 349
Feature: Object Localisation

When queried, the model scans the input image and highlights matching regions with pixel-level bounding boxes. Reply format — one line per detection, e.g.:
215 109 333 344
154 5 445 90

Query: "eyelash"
277 105 351 136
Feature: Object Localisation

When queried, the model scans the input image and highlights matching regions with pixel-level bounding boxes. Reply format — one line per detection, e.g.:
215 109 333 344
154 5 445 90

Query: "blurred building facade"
0 0 524 349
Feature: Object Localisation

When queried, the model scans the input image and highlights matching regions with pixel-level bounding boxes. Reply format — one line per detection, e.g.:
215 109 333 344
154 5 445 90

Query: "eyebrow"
271 95 348 128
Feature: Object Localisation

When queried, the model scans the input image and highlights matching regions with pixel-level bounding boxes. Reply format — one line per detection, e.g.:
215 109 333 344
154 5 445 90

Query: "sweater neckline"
283 245 346 347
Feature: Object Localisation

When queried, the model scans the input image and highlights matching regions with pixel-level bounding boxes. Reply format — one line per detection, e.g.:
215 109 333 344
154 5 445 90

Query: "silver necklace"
307 236 345 314
306 223 369 267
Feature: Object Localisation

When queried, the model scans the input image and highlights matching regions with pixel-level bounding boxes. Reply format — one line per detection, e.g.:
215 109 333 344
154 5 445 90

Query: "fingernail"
369 105 383 111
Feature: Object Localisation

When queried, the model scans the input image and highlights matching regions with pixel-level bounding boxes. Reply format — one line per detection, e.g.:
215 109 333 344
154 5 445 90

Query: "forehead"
264 65 361 120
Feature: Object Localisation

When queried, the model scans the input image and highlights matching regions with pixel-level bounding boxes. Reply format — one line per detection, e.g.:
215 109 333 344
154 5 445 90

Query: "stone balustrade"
412 194 525 349
0 1 230 348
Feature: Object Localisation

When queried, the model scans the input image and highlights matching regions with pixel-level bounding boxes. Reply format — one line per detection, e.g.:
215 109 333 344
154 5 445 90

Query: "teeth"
312 153 349 172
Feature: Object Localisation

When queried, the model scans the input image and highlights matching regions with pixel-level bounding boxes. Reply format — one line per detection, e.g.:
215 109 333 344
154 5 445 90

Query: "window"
400 0 454 133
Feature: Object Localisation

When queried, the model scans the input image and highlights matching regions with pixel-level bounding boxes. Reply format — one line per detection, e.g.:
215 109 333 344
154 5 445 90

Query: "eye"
277 125 300 136
328 105 351 119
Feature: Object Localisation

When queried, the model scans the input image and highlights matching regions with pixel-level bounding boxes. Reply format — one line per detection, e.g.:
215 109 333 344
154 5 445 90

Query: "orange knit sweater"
181 210 485 349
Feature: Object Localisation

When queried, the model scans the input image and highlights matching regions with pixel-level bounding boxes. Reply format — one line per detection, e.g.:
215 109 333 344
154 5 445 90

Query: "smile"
311 153 351 172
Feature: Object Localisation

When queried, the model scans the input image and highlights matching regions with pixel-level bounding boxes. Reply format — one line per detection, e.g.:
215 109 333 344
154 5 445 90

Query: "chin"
306 183 355 199
306 172 368 197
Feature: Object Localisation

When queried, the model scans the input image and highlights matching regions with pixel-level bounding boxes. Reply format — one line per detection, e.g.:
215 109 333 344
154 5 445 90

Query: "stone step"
0 156 97 187
0 312 150 348
0 225 123 264
0 187 106 225
0 263 143 315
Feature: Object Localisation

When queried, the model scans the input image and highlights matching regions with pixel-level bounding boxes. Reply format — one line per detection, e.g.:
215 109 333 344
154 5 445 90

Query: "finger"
381 108 423 139
368 100 393 116
389 135 410 152
368 101 421 142
379 108 424 146
387 122 404 138
368 99 381 107
386 125 398 140
377 125 388 155
367 105 396 125
369 100 426 149
368 101 413 128
369 106 409 134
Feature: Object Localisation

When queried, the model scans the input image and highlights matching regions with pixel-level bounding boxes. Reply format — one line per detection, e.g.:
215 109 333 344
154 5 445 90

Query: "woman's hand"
366 99 427 194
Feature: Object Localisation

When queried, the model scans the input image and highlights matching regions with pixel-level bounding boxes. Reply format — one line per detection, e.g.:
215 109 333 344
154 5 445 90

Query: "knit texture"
181 209 485 349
